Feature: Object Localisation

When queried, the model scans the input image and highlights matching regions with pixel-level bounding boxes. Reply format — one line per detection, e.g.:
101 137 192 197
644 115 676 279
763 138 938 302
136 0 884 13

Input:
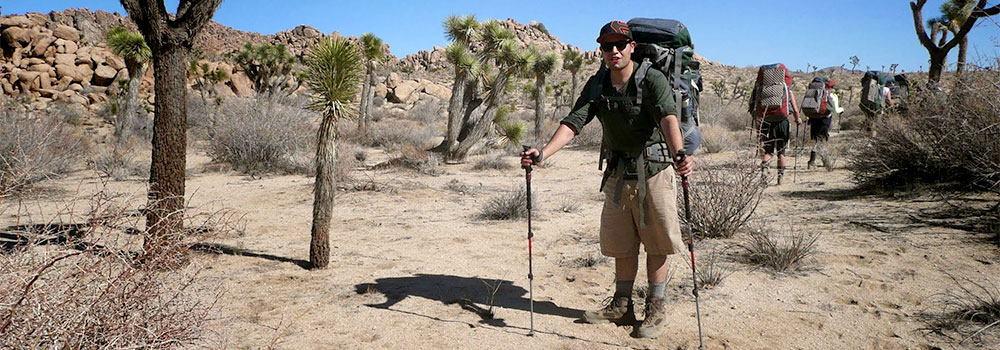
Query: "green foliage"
445 42 479 75
529 22 550 35
234 42 298 96
443 14 480 44
493 104 524 147
562 48 584 73
303 37 364 119
105 26 150 63
359 32 384 63
531 50 560 77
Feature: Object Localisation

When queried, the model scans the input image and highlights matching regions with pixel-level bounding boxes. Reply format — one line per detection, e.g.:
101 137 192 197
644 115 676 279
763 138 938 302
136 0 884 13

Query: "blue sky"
6 0 999 72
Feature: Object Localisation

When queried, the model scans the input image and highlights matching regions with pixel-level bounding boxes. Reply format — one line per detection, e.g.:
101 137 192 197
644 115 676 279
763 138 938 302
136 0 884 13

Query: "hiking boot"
636 297 668 338
583 296 635 325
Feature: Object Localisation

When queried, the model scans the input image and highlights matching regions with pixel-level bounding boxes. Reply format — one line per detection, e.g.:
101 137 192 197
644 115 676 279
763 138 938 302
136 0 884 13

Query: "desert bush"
0 107 84 197
90 148 150 180
923 273 1000 344
473 153 514 171
837 105 864 131
700 97 748 132
557 199 580 213
0 190 236 349
444 179 479 195
682 157 766 239
699 124 740 154
739 223 819 273
403 98 445 125
851 71 1000 192
373 144 443 176
480 186 534 220
205 98 314 175
570 119 603 149
696 249 733 289
355 120 437 150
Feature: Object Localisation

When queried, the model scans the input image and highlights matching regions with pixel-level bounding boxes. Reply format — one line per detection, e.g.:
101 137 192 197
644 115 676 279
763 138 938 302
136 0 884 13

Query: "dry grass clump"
205 98 314 175
0 105 84 197
0 189 236 349
739 223 819 273
699 97 748 132
402 98 445 125
696 248 733 289
699 124 741 154
90 148 150 180
444 179 479 195
922 273 1000 345
569 119 603 149
373 145 443 176
837 105 865 131
355 120 437 150
682 157 766 239
472 153 514 171
850 71 1000 192
480 186 534 220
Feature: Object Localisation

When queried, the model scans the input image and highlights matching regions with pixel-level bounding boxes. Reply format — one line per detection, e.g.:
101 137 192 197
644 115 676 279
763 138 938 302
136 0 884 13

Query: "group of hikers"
516 17 906 340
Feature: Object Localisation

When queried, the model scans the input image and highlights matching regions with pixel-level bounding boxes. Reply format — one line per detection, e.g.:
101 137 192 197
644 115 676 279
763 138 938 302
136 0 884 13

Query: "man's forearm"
659 115 684 155
540 124 577 162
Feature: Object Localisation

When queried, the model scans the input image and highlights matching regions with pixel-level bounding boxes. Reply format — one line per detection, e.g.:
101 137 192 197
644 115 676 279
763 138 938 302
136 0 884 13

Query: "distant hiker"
521 19 693 339
800 78 843 169
859 71 893 136
749 63 802 185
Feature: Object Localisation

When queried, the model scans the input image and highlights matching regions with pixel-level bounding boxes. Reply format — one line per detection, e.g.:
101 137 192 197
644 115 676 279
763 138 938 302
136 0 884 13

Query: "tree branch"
972 3 1000 17
173 0 223 39
120 0 165 48
911 0 940 53
942 0 988 52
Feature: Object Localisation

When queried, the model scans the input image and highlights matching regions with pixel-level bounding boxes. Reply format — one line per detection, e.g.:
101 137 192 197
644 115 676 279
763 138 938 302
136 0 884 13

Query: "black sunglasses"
600 40 631 52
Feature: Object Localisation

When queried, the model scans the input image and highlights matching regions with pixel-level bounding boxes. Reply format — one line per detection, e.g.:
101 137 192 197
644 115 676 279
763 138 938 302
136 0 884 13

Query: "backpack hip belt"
599 142 672 228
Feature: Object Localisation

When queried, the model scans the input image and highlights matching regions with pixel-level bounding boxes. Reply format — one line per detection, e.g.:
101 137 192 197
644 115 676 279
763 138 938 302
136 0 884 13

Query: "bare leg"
615 256 639 281
647 254 668 283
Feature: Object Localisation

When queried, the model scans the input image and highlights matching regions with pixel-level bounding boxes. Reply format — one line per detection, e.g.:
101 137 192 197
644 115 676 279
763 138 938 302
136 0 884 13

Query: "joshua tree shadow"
189 242 312 269
355 274 583 321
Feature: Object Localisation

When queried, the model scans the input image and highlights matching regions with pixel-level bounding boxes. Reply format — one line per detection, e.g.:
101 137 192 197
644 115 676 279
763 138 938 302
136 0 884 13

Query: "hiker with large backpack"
800 78 843 169
859 71 894 136
749 63 802 185
521 19 695 339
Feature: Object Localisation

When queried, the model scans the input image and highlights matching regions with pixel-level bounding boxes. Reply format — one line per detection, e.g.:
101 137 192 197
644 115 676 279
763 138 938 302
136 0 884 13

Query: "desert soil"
7 138 999 350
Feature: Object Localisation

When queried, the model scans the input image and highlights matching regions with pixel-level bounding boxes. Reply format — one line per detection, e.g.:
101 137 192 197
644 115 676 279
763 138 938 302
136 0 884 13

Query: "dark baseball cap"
597 20 631 43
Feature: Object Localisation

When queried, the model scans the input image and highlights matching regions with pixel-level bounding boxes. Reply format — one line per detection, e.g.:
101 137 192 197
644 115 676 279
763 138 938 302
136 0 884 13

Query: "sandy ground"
5 140 999 350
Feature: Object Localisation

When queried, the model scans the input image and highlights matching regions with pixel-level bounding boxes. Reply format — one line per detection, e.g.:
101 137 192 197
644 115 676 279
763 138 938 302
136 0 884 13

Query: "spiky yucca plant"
358 32 384 131
562 48 584 98
303 37 363 269
436 15 481 152
530 48 560 141
105 25 151 157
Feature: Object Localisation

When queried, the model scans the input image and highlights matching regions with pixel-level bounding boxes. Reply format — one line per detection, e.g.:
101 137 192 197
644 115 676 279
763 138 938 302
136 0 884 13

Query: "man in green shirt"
520 20 694 339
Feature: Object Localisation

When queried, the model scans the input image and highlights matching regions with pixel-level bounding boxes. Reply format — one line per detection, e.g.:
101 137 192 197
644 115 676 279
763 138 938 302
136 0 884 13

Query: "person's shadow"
355 274 583 327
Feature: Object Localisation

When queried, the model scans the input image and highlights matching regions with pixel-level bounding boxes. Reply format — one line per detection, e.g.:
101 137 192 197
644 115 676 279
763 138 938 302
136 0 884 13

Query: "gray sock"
615 280 634 298
649 281 667 299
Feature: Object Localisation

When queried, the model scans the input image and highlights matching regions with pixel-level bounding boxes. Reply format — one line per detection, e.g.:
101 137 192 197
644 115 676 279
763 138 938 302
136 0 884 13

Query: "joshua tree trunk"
928 50 948 82
358 66 371 132
121 0 222 254
956 36 968 73
310 112 337 268
145 43 188 248
114 58 146 157
533 75 545 142
450 74 510 161
366 70 377 122
570 72 579 100
435 70 467 152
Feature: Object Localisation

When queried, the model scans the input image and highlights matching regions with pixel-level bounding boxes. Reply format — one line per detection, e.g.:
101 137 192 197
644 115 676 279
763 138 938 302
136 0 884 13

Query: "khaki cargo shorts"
599 167 685 258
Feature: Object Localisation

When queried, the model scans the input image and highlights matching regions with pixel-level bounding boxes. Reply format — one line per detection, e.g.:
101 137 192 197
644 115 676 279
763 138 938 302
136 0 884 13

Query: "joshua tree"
358 32 384 131
941 0 975 73
562 48 584 97
849 56 860 73
302 37 363 269
529 48 559 142
435 15 480 152
910 0 999 82
234 42 299 98
104 25 150 161
120 0 222 251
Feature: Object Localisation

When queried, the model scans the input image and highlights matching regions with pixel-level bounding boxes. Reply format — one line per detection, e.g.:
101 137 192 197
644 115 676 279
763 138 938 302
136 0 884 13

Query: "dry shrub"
699 97 749 132
851 71 1000 192
480 186 534 220
402 98 445 125
0 189 237 349
570 119 603 149
922 273 1000 345
0 106 84 197
739 223 819 273
682 157 766 239
696 248 733 289
444 178 479 195
837 104 865 131
206 98 314 175
699 124 740 154
373 145 443 176
473 153 514 171
90 148 150 180
355 120 437 150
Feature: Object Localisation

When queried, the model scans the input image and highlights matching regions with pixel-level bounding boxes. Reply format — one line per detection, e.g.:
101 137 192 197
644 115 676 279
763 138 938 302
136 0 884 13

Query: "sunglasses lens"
601 41 629 52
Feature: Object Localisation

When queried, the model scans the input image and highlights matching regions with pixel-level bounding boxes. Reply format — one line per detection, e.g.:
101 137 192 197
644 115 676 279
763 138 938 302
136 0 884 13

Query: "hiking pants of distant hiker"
599 167 685 258
862 108 877 132
758 119 789 156
809 116 831 142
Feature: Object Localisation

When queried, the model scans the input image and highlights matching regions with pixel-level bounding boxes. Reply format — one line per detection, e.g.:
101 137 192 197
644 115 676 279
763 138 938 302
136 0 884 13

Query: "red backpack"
750 63 793 122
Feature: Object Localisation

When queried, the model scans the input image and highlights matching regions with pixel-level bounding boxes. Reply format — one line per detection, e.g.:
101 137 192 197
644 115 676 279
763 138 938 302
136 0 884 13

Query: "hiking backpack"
801 77 830 118
750 63 793 122
626 18 702 154
860 70 889 112
891 74 909 106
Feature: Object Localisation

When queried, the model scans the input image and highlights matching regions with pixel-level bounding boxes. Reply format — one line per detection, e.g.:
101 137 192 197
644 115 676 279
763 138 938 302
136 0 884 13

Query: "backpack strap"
634 59 653 106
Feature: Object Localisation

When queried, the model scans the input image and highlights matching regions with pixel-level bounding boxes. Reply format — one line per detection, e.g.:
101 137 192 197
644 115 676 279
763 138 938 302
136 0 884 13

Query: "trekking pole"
676 150 705 350
793 123 799 184
522 145 538 336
